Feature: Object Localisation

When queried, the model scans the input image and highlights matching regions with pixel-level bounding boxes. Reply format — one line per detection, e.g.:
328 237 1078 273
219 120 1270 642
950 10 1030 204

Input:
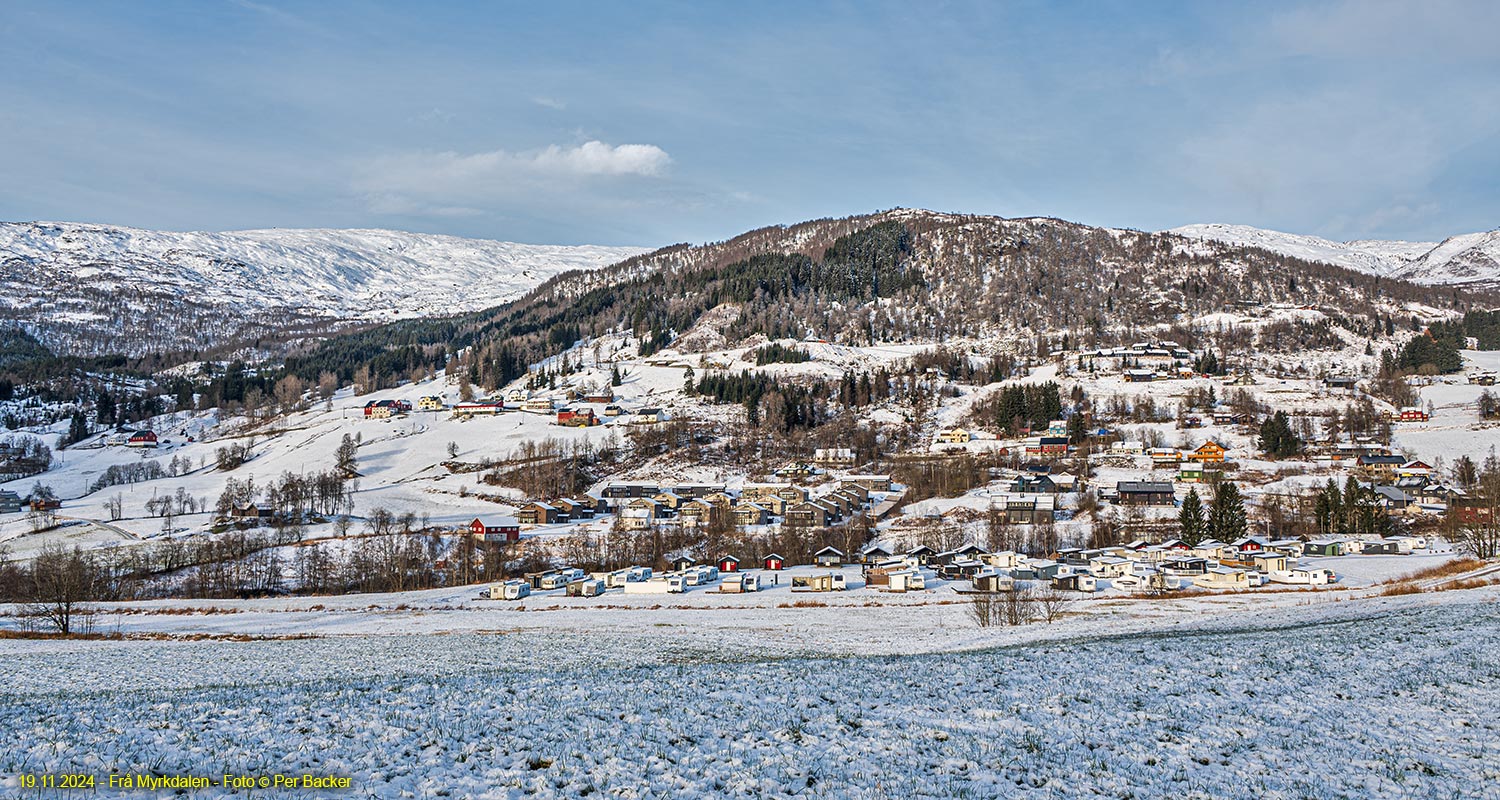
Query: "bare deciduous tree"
27 542 94 635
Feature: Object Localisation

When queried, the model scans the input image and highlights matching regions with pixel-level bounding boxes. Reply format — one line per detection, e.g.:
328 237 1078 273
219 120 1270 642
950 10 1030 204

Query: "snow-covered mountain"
1 221 648 356
1393 229 1500 286
1167 223 1500 288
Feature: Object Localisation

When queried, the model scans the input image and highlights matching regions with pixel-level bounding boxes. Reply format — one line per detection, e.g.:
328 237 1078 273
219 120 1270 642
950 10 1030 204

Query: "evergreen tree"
1066 413 1087 444
1258 410 1301 458
335 434 359 476
1208 481 1248 541
96 390 116 427
64 411 89 447
1179 488 1206 545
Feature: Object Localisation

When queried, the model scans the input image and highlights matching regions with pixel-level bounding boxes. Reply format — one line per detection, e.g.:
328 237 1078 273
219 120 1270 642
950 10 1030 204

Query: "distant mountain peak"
1165 222 1500 288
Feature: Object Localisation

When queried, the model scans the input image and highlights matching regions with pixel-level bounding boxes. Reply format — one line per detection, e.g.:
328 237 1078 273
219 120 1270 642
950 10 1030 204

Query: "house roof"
1372 486 1411 503
1117 481 1175 493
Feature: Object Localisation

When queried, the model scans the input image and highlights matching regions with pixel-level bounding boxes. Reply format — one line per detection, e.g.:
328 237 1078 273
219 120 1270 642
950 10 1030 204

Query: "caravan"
622 575 687 594
495 580 531 601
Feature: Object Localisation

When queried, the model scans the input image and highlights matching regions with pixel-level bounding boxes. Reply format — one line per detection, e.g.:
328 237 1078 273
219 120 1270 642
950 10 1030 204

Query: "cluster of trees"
1258 411 1302 458
1311 477 1393 538
1478 390 1498 420
89 461 168 493
1177 483 1248 545
481 436 614 500
753 343 812 365
908 346 1013 385
834 369 896 408
214 468 357 521
969 583 1073 628
1430 310 1500 351
1192 350 1225 375
968 382 1065 434
690 371 830 431
0 434 52 480
215 441 255 471
1397 329 1463 374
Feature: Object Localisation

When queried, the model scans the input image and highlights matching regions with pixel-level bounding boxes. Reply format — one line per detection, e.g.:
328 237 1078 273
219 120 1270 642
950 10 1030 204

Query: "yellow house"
1187 440 1227 463
937 428 971 444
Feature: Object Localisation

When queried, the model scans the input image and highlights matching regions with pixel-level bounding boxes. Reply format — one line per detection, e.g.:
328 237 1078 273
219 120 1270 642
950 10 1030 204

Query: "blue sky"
1 0 1496 246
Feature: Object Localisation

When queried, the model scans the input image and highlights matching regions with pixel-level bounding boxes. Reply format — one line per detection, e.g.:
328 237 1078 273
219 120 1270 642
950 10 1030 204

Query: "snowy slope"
3 221 646 321
1 221 648 354
1167 223 1434 276
1168 222 1500 287
1393 229 1500 285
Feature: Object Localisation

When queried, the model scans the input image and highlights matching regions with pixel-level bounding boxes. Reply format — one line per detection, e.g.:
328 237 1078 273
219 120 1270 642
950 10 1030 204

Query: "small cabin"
762 553 786 571
971 571 1015 593
717 555 741 573
813 546 844 567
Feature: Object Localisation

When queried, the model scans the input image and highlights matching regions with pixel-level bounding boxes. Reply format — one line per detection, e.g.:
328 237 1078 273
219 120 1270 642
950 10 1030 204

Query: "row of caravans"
486 562 809 598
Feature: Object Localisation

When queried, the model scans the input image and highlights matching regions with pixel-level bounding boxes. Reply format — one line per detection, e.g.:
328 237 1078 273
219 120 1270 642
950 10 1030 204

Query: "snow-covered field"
4 585 1497 798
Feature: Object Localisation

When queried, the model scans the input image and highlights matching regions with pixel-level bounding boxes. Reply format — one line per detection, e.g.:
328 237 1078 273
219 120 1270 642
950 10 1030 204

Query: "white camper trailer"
717 573 762 593
566 578 606 597
622 575 687 594
499 580 531 600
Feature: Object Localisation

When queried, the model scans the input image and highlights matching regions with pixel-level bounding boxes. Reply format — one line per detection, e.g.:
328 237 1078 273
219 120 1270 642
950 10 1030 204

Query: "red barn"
1398 406 1429 422
717 555 740 573
762 553 785 571
468 517 520 542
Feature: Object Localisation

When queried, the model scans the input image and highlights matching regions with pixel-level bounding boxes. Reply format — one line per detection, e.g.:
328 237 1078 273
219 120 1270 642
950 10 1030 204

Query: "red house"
762 553 785 571
717 555 740 573
1398 406 1430 422
556 408 597 427
363 399 412 418
126 430 158 448
1453 498 1495 526
468 517 520 542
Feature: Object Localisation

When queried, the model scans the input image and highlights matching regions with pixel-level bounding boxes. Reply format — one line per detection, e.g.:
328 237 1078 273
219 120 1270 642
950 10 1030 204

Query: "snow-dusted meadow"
4 587 1497 799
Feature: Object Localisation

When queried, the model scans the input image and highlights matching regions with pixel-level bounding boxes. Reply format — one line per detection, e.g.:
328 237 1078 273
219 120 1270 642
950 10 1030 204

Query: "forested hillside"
283 209 1486 392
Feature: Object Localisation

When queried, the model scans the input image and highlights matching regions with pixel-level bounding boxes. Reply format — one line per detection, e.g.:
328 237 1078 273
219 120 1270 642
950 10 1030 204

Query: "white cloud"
352 140 672 218
358 140 669 189
532 141 670 176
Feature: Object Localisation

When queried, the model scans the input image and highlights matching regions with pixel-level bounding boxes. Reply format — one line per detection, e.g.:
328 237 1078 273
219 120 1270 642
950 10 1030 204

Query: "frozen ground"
3 585 1497 799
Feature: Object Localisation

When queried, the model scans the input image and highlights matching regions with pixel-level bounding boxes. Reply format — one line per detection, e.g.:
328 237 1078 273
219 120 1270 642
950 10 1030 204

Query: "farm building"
468 517 520 542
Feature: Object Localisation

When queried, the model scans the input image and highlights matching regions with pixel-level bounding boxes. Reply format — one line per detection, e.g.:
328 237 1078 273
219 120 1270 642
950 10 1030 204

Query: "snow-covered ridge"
2 220 649 323
1167 222 1500 288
